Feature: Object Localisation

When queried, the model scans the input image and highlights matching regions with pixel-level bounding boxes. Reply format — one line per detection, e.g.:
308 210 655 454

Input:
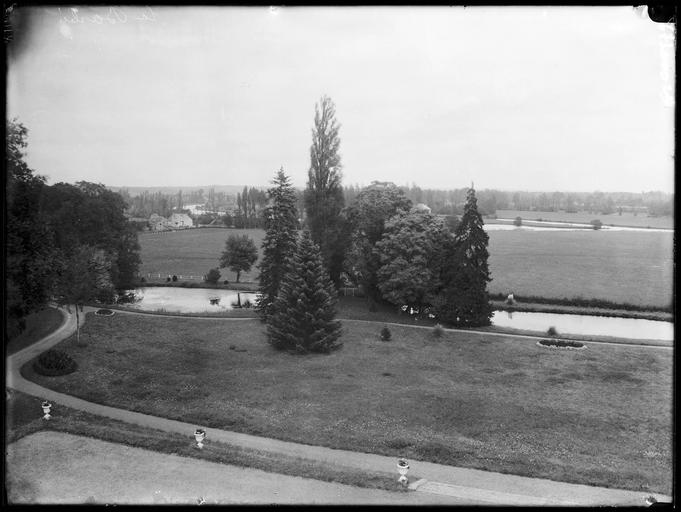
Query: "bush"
172 275 178 282
242 299 252 309
223 280 230 285
538 339 584 349
547 326 558 336
590 219 602 230
432 324 445 338
140 277 146 283
205 268 221 285
513 216 522 227
166 277 171 282
33 349 78 376
380 326 392 341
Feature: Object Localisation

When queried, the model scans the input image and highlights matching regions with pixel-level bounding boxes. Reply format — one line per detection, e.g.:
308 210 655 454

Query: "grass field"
138 227 673 310
487 230 673 309
494 210 673 230
138 228 266 283
24 313 673 494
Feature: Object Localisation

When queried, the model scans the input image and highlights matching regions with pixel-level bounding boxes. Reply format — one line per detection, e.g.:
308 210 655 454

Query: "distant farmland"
487 229 673 309
494 210 674 230
138 228 266 283
137 227 673 310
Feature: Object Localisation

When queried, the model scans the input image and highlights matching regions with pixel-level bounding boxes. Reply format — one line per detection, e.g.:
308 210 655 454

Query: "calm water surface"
492 310 673 341
126 287 259 313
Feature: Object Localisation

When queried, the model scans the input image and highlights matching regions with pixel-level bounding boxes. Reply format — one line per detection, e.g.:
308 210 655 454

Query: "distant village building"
412 203 432 214
148 212 194 231
168 213 193 229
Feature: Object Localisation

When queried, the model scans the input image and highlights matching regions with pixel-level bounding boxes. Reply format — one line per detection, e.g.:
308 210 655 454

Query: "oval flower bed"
95 309 115 316
33 349 78 376
537 339 585 350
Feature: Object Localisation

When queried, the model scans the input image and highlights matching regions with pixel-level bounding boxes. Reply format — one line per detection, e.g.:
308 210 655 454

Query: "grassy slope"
487 230 673 309
494 210 673 230
23 313 673 494
6 308 64 355
137 228 672 310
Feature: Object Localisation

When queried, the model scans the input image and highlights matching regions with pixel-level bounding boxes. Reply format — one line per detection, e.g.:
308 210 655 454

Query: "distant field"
488 230 673 309
138 228 266 283
494 210 673 230
138 227 673 310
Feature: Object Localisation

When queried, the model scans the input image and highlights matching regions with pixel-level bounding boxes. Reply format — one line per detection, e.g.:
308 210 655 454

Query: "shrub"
223 280 230 285
166 277 171 282
513 216 522 227
432 323 445 338
172 275 178 282
590 219 602 230
547 326 558 336
140 277 146 283
33 349 78 376
242 299 252 309
380 326 392 341
538 339 584 349
205 268 221 285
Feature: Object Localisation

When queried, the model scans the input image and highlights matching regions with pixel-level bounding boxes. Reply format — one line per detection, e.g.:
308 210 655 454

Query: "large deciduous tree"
256 167 299 320
6 119 57 336
219 234 258 282
266 231 342 354
304 95 346 287
374 209 450 316
344 181 412 300
435 186 493 327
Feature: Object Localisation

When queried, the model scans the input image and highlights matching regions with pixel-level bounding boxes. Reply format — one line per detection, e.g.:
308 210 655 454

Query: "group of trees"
251 96 492 354
6 119 141 338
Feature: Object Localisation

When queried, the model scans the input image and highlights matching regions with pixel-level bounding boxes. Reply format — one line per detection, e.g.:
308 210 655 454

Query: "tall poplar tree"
256 167 299 320
266 231 342 354
304 95 346 287
436 186 493 327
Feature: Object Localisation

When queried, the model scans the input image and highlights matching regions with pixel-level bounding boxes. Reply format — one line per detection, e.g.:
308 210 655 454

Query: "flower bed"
537 339 585 350
95 309 115 316
33 349 78 376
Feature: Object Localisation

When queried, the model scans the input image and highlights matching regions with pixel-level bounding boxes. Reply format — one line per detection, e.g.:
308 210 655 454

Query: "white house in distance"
168 212 193 228
149 212 194 231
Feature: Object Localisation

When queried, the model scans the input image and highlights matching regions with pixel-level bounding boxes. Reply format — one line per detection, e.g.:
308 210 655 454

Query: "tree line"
6 119 141 339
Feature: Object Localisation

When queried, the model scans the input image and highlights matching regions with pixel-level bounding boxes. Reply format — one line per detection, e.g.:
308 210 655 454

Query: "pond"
491 310 673 341
122 287 259 313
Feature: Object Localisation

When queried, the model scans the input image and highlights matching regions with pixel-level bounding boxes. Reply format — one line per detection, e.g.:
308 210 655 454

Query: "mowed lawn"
494 210 674 230
138 228 266 283
487 229 673 309
25 313 673 494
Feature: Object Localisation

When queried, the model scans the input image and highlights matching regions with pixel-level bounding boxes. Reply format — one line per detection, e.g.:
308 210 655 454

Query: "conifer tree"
266 231 342 354
436 186 493 327
256 167 299 320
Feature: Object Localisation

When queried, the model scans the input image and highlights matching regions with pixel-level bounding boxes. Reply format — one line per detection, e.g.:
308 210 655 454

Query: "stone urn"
194 428 206 449
41 401 52 420
397 458 410 486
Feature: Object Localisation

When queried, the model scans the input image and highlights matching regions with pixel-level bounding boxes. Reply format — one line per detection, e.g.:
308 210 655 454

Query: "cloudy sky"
7 6 675 192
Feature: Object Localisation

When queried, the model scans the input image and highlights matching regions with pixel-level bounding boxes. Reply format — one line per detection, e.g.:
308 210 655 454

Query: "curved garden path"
6 306 671 506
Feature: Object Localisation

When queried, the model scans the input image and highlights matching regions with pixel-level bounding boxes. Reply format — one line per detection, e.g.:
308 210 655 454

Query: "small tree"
219 234 258 282
266 231 342 353
205 268 221 285
513 216 522 227
54 245 114 344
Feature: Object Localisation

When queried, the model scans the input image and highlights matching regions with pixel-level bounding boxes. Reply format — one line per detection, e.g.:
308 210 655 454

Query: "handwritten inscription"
58 6 156 24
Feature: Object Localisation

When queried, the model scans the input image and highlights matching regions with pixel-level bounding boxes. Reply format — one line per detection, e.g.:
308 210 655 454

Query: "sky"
6 6 675 193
